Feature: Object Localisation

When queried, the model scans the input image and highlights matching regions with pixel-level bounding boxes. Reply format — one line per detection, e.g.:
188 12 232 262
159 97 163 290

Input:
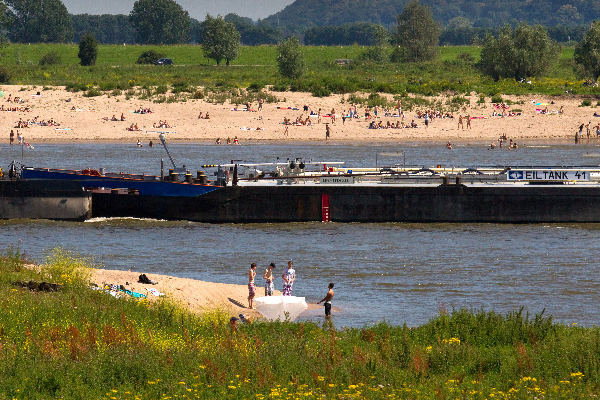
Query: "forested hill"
262 0 600 34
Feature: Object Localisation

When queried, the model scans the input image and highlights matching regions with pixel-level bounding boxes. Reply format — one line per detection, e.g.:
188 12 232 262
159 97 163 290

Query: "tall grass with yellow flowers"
1 247 600 399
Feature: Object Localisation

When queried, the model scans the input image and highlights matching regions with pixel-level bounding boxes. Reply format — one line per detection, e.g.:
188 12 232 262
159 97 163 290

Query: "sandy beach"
1 85 597 145
91 267 322 320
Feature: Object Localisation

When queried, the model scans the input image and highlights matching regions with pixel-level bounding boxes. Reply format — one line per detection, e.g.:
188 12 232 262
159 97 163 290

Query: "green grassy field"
1 247 600 399
0 44 593 99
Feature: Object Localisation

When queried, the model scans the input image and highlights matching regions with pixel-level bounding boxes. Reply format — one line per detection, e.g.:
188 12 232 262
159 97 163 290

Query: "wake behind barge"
18 162 600 223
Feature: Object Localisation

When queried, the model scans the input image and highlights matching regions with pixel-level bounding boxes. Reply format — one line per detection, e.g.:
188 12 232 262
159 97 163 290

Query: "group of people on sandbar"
247 260 334 318
215 136 239 145
489 135 518 150
575 121 600 143
247 261 296 309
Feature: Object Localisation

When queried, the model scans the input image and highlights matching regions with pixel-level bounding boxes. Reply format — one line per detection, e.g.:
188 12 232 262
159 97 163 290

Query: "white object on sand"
254 296 308 321
146 287 165 297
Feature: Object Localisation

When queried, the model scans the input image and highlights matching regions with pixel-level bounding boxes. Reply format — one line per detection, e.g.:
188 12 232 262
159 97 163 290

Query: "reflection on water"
1 143 600 327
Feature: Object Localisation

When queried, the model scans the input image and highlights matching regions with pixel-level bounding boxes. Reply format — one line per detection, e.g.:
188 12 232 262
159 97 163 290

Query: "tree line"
69 0 600 89
262 0 600 36
0 0 596 46
3 0 600 85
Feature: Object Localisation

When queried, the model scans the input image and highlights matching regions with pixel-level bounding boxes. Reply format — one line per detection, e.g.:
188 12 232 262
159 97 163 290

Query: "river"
1 141 600 327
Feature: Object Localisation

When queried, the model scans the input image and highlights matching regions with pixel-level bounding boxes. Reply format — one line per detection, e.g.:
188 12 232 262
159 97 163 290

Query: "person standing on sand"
586 122 591 140
264 262 275 296
325 123 331 141
248 263 257 309
466 115 471 130
317 282 335 318
9 129 14 145
282 260 295 296
458 115 464 130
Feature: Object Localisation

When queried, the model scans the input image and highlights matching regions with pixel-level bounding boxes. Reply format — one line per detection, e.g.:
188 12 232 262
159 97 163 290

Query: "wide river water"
2 141 600 327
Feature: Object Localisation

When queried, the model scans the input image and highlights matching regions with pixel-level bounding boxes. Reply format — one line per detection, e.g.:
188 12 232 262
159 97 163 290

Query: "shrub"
191 89 204 99
277 36 304 79
457 52 475 64
136 50 165 65
367 93 389 107
271 83 288 92
491 94 503 103
389 46 405 63
84 88 102 97
477 94 486 104
247 82 265 92
580 99 592 107
98 82 117 91
0 67 10 83
448 95 470 106
311 86 331 97
360 46 388 63
65 82 86 92
154 85 168 95
78 33 98 66
171 81 191 93
38 51 61 66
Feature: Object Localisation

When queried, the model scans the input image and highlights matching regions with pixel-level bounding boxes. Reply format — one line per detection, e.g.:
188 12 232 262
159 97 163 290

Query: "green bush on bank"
1 247 600 399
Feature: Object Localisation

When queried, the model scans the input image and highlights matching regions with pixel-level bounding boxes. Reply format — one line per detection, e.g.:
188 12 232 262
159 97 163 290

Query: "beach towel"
121 288 147 299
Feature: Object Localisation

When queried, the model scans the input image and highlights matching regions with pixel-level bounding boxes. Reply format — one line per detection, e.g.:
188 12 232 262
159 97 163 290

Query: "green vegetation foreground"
1 248 599 399
0 44 595 98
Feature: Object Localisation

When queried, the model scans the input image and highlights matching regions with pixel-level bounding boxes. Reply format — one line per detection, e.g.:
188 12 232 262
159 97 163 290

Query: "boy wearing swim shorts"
248 263 257 309
264 262 275 296
318 283 335 318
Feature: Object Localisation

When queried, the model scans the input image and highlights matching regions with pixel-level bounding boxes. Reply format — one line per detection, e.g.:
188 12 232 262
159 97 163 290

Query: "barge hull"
0 180 91 221
91 184 600 223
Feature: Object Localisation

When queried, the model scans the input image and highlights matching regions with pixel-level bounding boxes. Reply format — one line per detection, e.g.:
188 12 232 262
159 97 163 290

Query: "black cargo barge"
0 179 91 220
90 182 600 223
14 164 600 223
